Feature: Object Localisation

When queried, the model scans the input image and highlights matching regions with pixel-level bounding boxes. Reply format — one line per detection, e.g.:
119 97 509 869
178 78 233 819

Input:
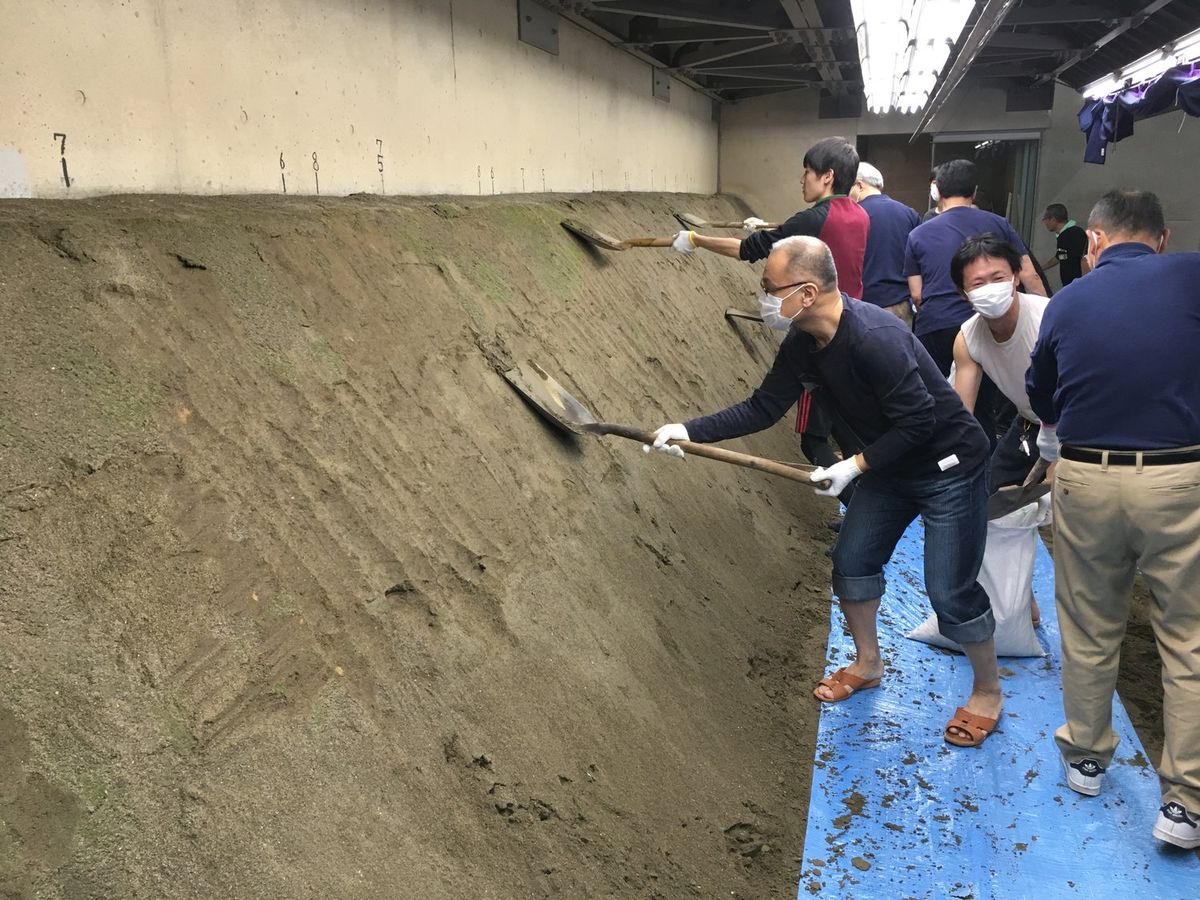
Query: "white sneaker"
1153 801 1200 850
1062 756 1105 796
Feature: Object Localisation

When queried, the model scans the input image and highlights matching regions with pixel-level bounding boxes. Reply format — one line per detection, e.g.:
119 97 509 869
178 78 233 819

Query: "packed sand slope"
0 193 837 898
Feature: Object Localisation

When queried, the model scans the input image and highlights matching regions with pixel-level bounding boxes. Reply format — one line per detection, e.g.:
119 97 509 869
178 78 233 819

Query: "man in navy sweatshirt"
1027 190 1200 849
646 236 1003 747
850 161 920 327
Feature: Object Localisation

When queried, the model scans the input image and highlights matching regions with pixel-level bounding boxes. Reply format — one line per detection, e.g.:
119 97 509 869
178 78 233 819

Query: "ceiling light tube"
1082 25 1200 99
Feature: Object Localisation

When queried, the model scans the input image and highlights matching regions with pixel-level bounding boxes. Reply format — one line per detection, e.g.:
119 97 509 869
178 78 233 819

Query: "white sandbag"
907 495 1050 657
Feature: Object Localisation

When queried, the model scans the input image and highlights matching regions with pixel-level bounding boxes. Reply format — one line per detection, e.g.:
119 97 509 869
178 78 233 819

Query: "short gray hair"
856 162 884 190
770 235 838 292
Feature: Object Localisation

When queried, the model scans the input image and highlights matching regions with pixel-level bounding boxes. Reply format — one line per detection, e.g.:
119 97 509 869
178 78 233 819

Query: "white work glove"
742 216 767 231
810 456 862 497
642 423 688 459
1036 423 1060 462
672 230 696 254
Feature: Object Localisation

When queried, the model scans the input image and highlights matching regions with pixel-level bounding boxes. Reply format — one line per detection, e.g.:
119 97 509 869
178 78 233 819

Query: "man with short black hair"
672 136 869 484
672 136 868 299
646 236 1004 749
851 162 921 328
1040 203 1089 287
904 159 1047 442
950 235 1049 494
1027 189 1200 850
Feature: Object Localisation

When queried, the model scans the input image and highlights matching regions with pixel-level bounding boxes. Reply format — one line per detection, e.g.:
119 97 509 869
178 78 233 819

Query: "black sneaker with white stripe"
1153 801 1200 850
1063 756 1105 796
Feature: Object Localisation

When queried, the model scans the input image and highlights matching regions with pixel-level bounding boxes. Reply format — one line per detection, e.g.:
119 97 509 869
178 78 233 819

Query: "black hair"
950 234 1023 292
1042 203 1069 222
1088 190 1165 237
935 159 977 200
803 137 860 195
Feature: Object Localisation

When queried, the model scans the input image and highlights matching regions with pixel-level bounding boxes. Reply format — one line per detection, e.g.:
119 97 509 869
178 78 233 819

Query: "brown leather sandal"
944 707 1001 747
813 667 882 703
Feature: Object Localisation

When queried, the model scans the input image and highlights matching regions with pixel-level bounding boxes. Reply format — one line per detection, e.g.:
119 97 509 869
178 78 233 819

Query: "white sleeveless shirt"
961 292 1048 423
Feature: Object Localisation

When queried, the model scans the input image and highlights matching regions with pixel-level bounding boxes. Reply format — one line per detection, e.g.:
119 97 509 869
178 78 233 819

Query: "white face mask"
758 284 805 331
966 278 1015 319
930 183 940 204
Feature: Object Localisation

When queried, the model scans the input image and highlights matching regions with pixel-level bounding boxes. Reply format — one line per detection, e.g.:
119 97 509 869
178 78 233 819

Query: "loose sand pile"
0 192 1169 896
0 193 838 898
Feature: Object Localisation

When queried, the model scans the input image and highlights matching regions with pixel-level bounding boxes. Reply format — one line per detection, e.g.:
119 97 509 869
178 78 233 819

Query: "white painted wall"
0 0 717 198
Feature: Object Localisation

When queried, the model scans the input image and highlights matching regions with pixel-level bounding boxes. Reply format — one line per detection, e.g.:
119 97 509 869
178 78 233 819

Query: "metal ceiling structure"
548 0 1200 112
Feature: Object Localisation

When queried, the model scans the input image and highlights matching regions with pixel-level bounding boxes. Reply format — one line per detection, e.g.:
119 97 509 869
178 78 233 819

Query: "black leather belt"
1061 446 1200 466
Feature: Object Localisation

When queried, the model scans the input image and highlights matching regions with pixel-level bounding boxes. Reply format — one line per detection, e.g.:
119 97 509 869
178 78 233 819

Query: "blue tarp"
798 522 1197 898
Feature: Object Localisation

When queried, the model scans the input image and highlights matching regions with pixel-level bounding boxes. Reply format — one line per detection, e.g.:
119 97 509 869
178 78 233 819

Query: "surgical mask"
930 183 940 204
758 285 804 331
966 279 1014 319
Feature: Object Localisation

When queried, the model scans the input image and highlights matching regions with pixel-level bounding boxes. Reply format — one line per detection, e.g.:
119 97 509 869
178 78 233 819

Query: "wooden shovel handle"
623 236 678 248
589 423 831 489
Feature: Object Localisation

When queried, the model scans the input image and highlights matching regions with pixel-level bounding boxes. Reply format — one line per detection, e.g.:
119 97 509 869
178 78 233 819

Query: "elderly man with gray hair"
850 162 921 327
645 235 1003 747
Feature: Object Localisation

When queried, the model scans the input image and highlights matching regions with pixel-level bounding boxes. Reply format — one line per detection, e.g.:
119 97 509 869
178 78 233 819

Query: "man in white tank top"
948 234 1051 494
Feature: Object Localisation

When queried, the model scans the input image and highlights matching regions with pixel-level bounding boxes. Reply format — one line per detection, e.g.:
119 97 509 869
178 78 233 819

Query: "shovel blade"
673 212 707 229
560 219 627 251
503 361 600 435
986 483 1052 520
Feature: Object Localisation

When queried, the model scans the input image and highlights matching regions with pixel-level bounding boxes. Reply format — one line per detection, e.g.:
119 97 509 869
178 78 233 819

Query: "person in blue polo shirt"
904 160 1047 445
1027 189 1200 850
850 161 920 328
645 236 1003 748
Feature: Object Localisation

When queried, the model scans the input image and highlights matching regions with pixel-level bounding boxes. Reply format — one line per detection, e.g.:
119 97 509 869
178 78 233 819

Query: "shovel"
724 307 763 323
503 360 831 489
674 212 778 230
560 219 676 252
985 457 1051 520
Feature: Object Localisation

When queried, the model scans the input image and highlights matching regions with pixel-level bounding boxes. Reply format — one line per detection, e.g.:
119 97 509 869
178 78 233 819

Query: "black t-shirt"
1056 224 1088 286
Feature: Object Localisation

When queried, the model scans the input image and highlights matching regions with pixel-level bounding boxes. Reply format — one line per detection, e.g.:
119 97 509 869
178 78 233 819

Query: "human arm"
1040 255 1059 271
907 275 923 308
688 231 745 259
951 332 982 413
683 336 807 442
1018 254 1048 296
738 207 823 262
853 333 938 470
1025 314 1059 429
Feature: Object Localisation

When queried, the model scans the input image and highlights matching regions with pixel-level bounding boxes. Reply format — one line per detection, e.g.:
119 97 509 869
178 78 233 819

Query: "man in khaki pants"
1027 190 1200 850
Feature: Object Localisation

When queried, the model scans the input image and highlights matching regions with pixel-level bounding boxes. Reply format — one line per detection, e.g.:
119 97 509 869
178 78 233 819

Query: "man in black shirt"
1040 203 1090 287
645 236 1003 747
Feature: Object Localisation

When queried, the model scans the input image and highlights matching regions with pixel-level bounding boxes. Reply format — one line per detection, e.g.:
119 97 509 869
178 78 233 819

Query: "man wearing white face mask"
948 235 1050 494
646 236 1003 748
1027 190 1200 850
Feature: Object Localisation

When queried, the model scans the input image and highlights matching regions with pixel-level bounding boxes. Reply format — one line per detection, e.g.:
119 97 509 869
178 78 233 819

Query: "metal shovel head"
560 219 627 251
673 212 707 229
986 482 1052 520
503 360 599 435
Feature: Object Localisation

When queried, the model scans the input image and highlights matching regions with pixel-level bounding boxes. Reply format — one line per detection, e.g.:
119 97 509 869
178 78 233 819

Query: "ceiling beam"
778 0 843 85
671 39 781 69
985 31 1079 51
1036 0 1176 82
912 0 1020 139
616 31 772 47
1004 4 1124 26
585 1 779 31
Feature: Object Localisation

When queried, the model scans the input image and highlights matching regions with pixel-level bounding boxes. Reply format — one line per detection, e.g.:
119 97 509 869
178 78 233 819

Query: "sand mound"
0 193 836 897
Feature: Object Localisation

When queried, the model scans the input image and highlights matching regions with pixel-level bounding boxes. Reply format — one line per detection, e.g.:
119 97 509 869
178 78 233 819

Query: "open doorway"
856 132 1042 245
933 133 1041 244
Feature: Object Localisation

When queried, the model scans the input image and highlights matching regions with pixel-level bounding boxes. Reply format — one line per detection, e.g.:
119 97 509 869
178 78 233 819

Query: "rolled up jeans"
831 460 995 646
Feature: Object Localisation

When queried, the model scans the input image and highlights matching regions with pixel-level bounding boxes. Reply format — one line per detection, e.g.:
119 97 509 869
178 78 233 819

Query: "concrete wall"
0 0 717 198
719 84 1051 223
1032 83 1199 263
719 80 1199 260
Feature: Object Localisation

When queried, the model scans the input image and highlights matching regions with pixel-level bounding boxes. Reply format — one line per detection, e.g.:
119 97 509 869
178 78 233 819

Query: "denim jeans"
831 461 995 646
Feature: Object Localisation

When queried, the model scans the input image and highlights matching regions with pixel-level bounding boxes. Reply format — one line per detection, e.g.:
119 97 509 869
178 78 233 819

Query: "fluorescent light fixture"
1082 25 1200 99
851 0 975 114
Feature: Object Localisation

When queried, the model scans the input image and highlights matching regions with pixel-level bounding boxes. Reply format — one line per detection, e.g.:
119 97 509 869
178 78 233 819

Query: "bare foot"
814 658 884 701
962 687 1004 721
